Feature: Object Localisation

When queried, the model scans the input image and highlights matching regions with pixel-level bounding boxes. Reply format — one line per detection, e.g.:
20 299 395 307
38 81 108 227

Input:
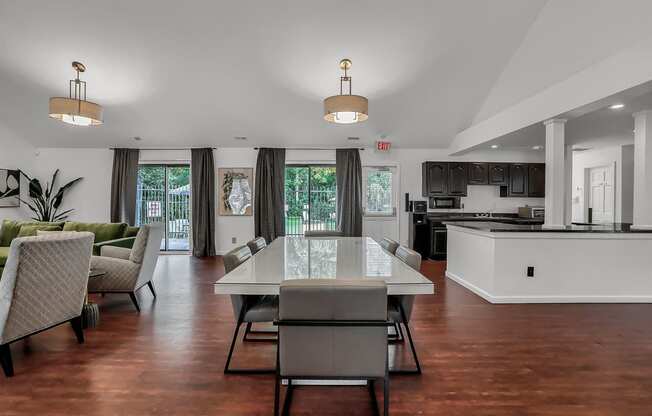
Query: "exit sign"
376 141 391 152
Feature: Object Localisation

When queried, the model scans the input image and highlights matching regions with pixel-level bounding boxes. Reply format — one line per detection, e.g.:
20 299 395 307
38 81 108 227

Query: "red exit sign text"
376 141 391 152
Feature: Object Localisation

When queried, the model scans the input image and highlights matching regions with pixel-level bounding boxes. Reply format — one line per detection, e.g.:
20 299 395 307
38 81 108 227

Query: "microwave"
429 197 461 209
518 206 545 219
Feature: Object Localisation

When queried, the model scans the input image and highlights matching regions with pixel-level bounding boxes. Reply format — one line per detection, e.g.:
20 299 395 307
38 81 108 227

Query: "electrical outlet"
231 237 237 244
527 266 534 277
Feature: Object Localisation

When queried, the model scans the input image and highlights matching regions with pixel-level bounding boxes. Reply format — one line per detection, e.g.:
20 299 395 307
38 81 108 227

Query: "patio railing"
136 187 191 247
285 188 337 235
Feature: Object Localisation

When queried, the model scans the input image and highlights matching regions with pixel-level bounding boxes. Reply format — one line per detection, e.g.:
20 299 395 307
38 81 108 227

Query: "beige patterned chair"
0 232 94 377
88 224 163 312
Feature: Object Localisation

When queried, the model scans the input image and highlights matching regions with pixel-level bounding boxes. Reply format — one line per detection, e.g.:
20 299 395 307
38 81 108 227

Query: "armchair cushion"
88 256 141 292
100 246 132 260
129 225 150 264
93 236 136 255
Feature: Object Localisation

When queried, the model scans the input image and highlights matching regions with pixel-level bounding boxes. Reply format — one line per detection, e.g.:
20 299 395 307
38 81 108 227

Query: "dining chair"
246 236 267 254
379 237 399 255
303 230 344 237
390 245 422 374
223 245 278 373
0 232 94 377
274 279 390 416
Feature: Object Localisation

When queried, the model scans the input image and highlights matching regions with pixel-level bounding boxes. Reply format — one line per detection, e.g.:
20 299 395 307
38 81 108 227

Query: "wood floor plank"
0 256 651 415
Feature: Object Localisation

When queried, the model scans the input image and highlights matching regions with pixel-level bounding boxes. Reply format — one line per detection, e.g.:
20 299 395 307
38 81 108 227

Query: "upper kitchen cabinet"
467 162 488 185
422 162 448 196
448 162 468 196
528 163 545 197
488 163 509 186
503 163 529 197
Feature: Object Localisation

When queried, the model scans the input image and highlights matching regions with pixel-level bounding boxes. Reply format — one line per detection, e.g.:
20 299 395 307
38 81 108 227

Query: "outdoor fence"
285 188 337 235
136 187 191 244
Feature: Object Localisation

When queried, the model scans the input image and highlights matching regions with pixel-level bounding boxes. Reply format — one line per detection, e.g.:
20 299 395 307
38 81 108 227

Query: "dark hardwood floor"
1 256 652 415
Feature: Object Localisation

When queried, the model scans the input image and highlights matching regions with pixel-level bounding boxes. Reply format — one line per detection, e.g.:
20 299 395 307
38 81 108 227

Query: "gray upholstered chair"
223 245 278 373
390 245 422 373
275 279 390 415
88 223 163 312
379 237 399 255
246 236 267 254
304 230 344 237
0 232 94 377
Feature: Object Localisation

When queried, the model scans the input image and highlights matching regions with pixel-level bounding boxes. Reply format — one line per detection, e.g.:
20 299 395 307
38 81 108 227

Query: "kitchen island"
444 222 652 303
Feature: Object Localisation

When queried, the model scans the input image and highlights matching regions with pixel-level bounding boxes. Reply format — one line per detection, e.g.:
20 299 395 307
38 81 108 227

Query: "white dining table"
214 236 435 296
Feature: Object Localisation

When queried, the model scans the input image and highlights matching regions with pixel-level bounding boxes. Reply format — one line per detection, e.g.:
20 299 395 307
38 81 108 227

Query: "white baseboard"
444 270 652 304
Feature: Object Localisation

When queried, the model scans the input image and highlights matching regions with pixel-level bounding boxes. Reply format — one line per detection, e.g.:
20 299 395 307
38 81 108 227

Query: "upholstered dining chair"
88 223 163 312
303 230 344 237
390 245 422 374
379 237 399 255
0 232 94 377
223 245 278 373
246 236 267 254
275 279 390 416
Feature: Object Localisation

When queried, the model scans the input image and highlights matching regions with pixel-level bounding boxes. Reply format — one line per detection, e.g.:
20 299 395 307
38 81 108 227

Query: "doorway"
284 165 337 235
362 166 399 242
587 164 615 224
136 164 191 251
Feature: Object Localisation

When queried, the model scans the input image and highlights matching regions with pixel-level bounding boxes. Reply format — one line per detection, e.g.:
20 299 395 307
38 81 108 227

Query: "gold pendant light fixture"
49 61 103 126
323 59 368 124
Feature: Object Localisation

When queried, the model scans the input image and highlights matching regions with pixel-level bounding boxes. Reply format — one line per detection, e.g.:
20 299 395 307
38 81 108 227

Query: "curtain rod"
253 147 364 151
110 147 217 150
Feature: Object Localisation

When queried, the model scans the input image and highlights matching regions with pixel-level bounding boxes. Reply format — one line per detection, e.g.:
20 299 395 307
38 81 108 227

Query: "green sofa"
0 219 139 276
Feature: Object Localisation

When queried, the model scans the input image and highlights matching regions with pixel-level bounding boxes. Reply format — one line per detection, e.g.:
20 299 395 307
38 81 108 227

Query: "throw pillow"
17 224 63 237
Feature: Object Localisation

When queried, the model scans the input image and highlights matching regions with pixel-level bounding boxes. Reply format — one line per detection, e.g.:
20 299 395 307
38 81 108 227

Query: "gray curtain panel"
110 148 140 225
254 148 286 242
336 148 363 237
191 148 217 257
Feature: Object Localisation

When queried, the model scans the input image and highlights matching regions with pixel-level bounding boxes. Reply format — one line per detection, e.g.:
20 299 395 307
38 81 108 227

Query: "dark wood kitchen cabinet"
467 162 489 185
422 162 448 196
447 162 468 196
488 163 509 186
528 163 546 197
501 163 529 197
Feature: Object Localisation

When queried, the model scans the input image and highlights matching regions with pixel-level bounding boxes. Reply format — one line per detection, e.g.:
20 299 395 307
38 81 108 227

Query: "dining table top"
214 236 435 296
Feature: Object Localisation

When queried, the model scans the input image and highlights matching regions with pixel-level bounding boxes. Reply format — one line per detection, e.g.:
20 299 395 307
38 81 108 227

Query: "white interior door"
589 164 615 224
362 166 399 243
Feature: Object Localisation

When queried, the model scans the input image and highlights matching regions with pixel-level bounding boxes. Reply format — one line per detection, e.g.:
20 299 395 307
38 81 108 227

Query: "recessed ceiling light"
133 136 142 141
490 144 499 149
609 103 625 110
347 136 360 141
532 145 543 150
234 136 247 140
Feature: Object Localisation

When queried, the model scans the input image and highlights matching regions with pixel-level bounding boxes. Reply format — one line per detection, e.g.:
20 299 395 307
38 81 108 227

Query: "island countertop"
443 221 652 233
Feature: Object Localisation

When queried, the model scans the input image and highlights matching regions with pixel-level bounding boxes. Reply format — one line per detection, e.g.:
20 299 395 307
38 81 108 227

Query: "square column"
564 144 573 225
543 119 567 228
632 110 652 229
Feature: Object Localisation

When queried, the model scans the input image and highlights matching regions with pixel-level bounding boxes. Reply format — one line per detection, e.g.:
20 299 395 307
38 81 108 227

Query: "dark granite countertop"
425 213 544 225
443 221 652 233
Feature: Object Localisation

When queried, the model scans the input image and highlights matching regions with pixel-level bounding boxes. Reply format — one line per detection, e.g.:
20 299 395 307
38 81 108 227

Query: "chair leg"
282 379 293 416
243 322 278 342
129 292 141 312
70 315 85 344
147 281 157 298
274 344 280 416
368 379 380 416
383 375 390 416
0 344 14 377
396 304 421 375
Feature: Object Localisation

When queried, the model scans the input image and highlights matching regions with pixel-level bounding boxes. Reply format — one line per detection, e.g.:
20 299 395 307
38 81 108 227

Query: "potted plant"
19 170 83 221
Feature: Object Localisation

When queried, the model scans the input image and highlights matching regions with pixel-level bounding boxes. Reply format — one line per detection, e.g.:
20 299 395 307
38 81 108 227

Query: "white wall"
0 125 34 221
571 145 635 223
26 146 544 254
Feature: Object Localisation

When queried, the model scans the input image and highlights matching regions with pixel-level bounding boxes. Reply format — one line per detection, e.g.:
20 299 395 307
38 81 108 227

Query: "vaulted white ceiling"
0 0 650 150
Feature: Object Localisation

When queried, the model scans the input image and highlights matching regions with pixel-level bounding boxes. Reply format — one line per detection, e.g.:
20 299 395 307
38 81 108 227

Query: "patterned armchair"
0 232 94 377
88 224 163 312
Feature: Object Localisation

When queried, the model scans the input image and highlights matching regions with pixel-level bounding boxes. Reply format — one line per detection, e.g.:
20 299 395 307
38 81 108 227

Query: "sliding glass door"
136 164 191 251
285 165 337 235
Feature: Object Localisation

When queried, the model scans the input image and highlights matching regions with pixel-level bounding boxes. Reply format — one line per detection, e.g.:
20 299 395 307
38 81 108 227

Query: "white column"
543 118 567 228
632 110 652 229
564 144 573 225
